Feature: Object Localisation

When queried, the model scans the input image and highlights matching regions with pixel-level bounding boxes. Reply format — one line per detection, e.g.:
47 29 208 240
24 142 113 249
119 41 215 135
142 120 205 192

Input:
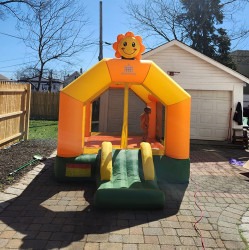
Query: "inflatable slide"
94 142 165 209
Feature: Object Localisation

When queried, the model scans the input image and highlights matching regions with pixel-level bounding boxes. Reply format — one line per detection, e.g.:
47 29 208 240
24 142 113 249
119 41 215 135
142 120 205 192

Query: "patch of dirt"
0 139 57 191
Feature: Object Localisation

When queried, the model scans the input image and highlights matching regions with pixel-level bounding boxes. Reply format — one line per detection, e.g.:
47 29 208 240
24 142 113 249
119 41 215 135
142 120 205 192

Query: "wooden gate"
0 82 31 148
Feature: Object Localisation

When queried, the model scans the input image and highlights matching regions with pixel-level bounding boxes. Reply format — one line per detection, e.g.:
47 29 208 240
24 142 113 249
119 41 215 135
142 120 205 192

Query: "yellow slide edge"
140 142 155 180
100 141 113 181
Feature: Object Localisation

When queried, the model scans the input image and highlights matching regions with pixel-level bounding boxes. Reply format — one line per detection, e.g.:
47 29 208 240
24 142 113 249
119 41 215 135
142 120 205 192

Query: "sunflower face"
117 36 141 59
113 31 145 60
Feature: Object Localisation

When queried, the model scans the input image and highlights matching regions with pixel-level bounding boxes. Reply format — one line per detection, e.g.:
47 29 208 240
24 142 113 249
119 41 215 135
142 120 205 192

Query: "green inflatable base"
54 155 190 183
54 152 190 209
94 188 165 209
54 154 98 182
154 155 190 184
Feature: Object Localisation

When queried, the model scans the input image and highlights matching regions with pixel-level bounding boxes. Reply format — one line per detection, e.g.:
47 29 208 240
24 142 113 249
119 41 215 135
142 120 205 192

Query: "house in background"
18 69 83 92
0 74 10 81
63 70 82 87
231 50 249 107
231 50 249 78
19 76 63 92
99 40 249 141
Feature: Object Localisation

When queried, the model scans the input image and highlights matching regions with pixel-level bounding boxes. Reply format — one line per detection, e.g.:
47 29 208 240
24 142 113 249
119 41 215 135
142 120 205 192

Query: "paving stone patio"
1 143 249 249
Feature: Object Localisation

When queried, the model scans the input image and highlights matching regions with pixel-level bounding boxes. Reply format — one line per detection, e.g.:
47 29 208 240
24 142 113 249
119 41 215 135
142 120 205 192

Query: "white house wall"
144 45 240 90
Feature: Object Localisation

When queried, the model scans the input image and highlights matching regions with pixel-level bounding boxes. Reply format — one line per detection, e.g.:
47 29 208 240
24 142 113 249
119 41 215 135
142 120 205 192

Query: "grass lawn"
29 120 58 139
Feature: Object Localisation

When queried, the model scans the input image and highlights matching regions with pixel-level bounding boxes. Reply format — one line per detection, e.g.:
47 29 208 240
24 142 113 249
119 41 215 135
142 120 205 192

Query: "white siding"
143 45 243 91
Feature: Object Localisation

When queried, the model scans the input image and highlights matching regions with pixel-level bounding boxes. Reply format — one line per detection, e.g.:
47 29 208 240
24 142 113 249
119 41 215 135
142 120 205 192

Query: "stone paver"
1 145 249 249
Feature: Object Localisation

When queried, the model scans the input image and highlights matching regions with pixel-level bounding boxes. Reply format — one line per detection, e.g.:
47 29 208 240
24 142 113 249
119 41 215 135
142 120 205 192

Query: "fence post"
24 84 31 140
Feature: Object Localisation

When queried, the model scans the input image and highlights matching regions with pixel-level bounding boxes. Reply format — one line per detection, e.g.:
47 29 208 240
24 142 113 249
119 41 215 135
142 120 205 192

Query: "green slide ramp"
94 149 165 209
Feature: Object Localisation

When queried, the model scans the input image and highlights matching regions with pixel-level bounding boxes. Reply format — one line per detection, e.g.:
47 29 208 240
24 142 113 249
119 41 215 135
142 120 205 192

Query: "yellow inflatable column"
101 141 113 180
140 142 155 180
121 84 129 149
57 92 84 157
164 98 191 159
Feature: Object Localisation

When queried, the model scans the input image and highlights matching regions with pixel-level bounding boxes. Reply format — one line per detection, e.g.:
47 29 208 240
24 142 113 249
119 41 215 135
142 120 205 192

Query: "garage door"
107 89 145 134
188 90 231 140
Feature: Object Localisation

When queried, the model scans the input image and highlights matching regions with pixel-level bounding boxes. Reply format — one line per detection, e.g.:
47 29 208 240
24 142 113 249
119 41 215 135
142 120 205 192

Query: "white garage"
99 40 249 141
188 90 231 140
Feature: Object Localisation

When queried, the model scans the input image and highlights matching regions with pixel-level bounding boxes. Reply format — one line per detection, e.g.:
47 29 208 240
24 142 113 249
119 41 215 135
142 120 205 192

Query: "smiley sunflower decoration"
113 31 145 60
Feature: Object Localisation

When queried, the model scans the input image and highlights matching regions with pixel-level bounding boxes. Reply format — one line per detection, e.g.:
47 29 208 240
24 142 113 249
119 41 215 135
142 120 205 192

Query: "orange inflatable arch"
57 58 191 160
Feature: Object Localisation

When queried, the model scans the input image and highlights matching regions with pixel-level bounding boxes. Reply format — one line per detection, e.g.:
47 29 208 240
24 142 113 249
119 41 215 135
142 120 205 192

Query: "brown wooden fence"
30 92 59 120
0 82 31 148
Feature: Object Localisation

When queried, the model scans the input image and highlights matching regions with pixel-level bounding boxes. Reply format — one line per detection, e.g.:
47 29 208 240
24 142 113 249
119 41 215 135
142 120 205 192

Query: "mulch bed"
0 139 57 191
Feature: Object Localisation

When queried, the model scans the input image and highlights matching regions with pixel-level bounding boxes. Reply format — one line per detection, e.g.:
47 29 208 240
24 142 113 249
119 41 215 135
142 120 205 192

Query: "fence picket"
30 92 59 120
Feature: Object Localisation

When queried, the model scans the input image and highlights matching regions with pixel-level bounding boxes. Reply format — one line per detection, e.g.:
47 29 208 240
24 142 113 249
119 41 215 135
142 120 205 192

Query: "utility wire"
0 60 37 69
84 47 98 70
0 31 23 40
0 57 31 63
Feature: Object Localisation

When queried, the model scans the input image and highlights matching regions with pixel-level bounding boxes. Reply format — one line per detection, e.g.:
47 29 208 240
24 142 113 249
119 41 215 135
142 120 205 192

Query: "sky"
0 0 135 79
0 0 249 80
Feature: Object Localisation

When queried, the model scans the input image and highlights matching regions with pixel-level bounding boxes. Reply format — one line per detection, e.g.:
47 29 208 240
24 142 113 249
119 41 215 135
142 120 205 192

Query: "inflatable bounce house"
55 32 191 209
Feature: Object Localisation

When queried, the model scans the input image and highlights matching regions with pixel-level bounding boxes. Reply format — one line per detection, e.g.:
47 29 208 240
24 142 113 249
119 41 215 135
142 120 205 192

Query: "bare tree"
15 66 39 80
17 0 92 91
221 0 249 48
0 0 35 19
125 0 249 49
125 0 184 47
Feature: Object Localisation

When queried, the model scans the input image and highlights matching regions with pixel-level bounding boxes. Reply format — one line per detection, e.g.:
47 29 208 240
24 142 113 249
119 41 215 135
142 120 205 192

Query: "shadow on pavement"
0 158 188 249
